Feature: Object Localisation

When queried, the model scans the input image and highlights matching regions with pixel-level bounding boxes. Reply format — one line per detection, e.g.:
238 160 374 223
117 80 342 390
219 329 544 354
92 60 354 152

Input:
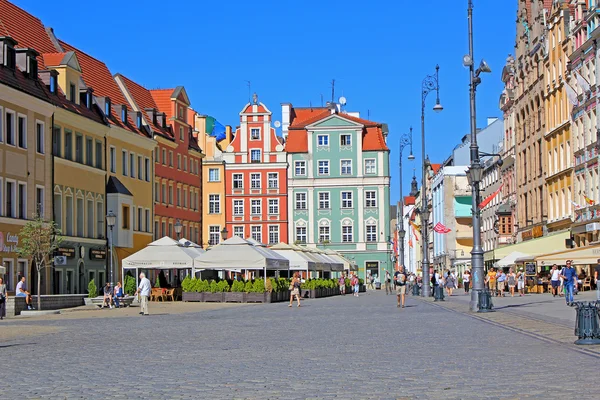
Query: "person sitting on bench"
102 282 113 309
113 282 123 308
15 276 33 310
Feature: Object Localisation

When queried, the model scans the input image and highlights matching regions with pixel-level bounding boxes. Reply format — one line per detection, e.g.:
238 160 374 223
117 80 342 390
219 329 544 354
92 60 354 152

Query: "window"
122 205 130 229
169 186 173 205
341 160 352 175
138 156 143 180
342 225 353 242
251 173 261 189
317 134 329 146
250 149 261 163
340 134 351 146
96 141 102 169
84 137 93 167
75 134 83 163
52 126 61 156
295 226 307 244
4 260 14 291
162 149 166 165
176 188 181 206
87 199 94 238
365 159 376 174
65 196 73 235
110 147 116 173
5 110 14 145
122 150 128 175
138 207 143 231
189 159 193 173
250 128 260 140
295 161 306 176
268 173 278 189
154 221 159 239
130 153 135 178
251 199 262 215
36 121 44 154
268 225 279 244
209 194 220 214
145 209 150 233
145 158 150 181
16 115 26 149
161 222 166 237
366 224 377 242
169 222 173 237
183 156 187 171
17 183 26 219
183 189 187 208
76 198 84 236
319 225 330 243
6 181 15 218
179 126 184 141
295 192 307 210
0 106 3 142
268 199 279 215
36 186 44 216
318 160 330 175
233 174 243 189
64 130 72 160
251 226 262 243
69 83 76 102
319 192 330 209
341 191 353 208
208 169 220 182
233 226 244 237
209 226 220 246
169 151 173 167
54 192 62 230
177 154 181 170
365 191 377 207
233 199 244 216
161 183 166 203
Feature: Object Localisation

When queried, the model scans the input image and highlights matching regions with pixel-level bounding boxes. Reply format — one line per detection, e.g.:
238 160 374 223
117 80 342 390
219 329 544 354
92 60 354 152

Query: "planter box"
224 292 246 303
182 292 204 302
203 292 224 302
246 292 267 303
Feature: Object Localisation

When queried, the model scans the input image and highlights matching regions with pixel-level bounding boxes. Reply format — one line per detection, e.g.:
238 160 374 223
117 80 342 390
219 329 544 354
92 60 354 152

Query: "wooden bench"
90 296 135 308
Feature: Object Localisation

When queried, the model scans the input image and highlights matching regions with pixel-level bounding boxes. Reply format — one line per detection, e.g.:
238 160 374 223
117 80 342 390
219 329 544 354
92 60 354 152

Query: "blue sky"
16 0 516 204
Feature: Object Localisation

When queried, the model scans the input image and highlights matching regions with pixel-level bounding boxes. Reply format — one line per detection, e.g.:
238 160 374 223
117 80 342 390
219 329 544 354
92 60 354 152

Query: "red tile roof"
431 164 441 174
149 89 174 120
0 62 52 104
41 52 66 67
0 0 60 68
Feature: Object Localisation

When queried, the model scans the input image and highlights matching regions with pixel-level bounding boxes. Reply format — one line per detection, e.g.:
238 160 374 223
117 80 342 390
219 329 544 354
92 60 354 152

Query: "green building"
282 103 391 279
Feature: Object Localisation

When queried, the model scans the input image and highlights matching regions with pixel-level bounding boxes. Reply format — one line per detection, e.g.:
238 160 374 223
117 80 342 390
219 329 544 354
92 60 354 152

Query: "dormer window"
105 97 111 117
69 83 76 102
121 105 127 123
136 111 142 129
1 37 17 70
86 90 93 109
49 73 57 94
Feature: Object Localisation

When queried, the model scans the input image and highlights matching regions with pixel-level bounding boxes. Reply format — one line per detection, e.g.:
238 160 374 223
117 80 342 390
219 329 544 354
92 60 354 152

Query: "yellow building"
544 0 573 235
195 113 231 248
0 40 54 295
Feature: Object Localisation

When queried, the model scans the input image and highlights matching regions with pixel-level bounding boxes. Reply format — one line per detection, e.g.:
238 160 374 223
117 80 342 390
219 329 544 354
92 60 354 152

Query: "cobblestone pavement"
2 291 600 399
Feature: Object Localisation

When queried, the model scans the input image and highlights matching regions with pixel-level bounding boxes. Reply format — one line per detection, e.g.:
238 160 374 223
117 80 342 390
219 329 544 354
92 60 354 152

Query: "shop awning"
535 244 600 266
492 231 570 260
497 251 530 267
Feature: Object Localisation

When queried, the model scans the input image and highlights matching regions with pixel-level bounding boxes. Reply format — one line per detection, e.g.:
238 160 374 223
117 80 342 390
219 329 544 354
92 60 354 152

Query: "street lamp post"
106 211 116 286
420 65 443 297
174 219 183 240
464 0 492 311
220 227 229 242
398 128 415 270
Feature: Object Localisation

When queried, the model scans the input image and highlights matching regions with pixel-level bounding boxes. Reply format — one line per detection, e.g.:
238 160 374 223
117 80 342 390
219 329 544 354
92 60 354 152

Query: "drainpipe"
50 112 55 295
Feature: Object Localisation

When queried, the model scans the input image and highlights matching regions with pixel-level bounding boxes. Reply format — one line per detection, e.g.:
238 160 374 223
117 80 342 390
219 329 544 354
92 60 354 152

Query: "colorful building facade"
223 96 288 244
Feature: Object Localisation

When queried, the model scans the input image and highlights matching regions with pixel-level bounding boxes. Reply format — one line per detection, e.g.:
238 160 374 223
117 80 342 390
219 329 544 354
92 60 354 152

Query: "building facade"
283 103 390 279
223 96 288 245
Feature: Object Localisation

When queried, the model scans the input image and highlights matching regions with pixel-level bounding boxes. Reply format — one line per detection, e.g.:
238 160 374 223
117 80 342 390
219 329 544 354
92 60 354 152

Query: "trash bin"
574 301 600 345
477 289 494 313
375 282 381 290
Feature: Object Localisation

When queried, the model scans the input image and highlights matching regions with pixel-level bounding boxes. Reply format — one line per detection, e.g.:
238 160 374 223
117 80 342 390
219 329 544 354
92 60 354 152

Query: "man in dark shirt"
561 260 578 306
394 266 407 308
595 259 600 301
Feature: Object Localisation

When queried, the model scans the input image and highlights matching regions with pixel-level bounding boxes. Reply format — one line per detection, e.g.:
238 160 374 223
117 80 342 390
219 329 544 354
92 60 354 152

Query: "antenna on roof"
367 109 370 120
310 101 313 111
331 79 335 102
245 80 251 103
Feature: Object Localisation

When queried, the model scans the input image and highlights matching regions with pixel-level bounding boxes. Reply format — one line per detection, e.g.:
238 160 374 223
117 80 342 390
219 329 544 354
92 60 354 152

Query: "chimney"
0 36 18 70
15 48 39 78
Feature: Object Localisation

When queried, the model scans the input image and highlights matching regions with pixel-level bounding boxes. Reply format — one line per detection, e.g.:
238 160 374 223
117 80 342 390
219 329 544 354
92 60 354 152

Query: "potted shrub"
226 280 246 303
204 280 224 302
85 279 97 305
182 277 204 302
246 279 267 303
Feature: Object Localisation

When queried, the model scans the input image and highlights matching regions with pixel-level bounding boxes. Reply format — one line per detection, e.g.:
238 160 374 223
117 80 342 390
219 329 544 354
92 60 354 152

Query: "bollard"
574 301 600 345
434 285 445 302
477 289 494 313
412 283 420 296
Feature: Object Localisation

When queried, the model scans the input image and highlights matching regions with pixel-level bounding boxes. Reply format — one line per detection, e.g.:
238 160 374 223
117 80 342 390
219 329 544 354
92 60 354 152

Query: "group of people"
430 269 464 297
485 267 522 297
0 276 34 319
102 273 151 315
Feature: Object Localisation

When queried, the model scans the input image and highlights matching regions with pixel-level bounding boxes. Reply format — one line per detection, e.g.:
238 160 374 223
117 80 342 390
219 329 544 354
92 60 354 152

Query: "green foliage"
154 278 161 288
345 278 351 287
87 279 97 298
181 276 192 292
209 280 218 293
252 279 265 293
124 273 136 295
244 281 254 293
231 280 245 292
358 279 364 285
197 279 210 293
217 280 230 292
18 214 62 271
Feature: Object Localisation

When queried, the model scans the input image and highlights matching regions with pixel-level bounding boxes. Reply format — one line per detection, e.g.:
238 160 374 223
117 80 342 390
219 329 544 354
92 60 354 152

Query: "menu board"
525 263 536 276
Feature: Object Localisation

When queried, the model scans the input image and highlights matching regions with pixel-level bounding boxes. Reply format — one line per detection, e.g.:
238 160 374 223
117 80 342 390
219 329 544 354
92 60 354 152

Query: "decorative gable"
308 115 363 129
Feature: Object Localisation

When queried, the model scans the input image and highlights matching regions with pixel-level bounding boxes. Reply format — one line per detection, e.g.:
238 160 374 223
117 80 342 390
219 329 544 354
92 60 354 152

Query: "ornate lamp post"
106 211 116 286
420 65 443 297
174 219 183 240
220 227 229 242
398 127 415 270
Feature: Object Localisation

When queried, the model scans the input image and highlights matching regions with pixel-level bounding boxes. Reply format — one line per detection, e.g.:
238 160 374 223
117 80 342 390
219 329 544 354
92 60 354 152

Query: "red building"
116 76 204 244
223 96 288 244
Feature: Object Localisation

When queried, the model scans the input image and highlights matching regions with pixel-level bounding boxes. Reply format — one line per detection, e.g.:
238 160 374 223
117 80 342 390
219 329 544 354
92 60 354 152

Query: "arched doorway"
78 260 85 294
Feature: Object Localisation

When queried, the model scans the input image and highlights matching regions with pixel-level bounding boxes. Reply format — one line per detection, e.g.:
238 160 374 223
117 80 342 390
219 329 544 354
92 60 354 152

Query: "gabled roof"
0 59 53 104
106 176 132 196
404 196 416 206
431 164 442 175
41 52 67 67
149 89 174 119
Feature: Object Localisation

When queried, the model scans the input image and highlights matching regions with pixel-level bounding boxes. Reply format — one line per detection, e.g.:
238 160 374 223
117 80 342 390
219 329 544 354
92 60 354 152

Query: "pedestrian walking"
550 264 561 297
351 274 360 297
0 277 7 320
445 271 456 297
517 269 525 296
561 260 578 306
496 269 506 297
384 270 392 295
288 272 301 307
462 270 471 294
408 273 415 294
394 266 407 308
507 268 517 297
595 259 600 302
367 273 374 290
485 268 497 296
338 273 346 296
134 272 151 316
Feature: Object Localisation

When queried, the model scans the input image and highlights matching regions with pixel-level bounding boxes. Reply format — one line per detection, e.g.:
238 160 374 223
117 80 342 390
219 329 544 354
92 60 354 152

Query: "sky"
14 0 517 205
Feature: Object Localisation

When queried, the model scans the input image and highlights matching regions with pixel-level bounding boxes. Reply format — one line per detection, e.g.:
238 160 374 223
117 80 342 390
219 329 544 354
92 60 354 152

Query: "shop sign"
0 232 19 253
532 226 543 238
58 247 76 258
89 248 107 260
522 229 533 241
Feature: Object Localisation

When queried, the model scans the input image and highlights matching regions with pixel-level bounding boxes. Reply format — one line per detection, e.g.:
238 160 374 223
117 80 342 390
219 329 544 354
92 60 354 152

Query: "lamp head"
463 54 473 67
407 152 415 161
478 59 492 74
433 102 443 113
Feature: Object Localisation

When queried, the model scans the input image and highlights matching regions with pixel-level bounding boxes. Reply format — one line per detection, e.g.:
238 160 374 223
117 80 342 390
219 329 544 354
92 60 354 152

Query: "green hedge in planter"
231 280 245 292
217 280 230 292
252 279 266 293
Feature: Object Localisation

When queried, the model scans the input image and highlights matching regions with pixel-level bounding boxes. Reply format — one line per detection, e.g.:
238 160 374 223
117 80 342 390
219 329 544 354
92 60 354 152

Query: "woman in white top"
462 270 471 294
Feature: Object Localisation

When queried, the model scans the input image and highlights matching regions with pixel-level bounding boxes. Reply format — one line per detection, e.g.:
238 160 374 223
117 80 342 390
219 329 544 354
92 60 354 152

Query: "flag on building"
565 84 579 106
479 184 503 209
411 224 419 242
205 116 227 141
408 237 413 248
433 222 451 234
576 71 591 93
410 221 421 232
571 201 582 210
583 194 595 206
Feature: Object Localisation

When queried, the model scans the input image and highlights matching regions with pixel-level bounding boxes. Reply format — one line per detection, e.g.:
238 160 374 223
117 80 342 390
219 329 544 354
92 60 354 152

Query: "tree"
17 214 62 310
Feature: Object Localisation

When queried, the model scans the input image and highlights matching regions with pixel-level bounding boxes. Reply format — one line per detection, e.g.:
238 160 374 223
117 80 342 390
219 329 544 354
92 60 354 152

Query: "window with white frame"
251 173 261 189
251 226 262 242
122 150 128 175
176 188 181 206
318 160 329 175
341 191 353 208
6 180 15 218
366 224 377 242
268 173 278 188
340 134 352 146
96 201 103 238
341 159 352 175
76 197 83 236
342 225 353 242
36 121 44 154
208 168 220 182
233 199 244 216
251 199 261 215
295 161 306 176
365 159 376 174
177 154 181 170
137 156 143 180
87 199 94 238
295 226 307 243
319 225 330 243
250 149 261 162
317 134 329 146
208 194 220 214
365 190 377 207
233 173 243 189
183 189 187 208
250 128 260 140
233 226 244 237
145 158 150 182
268 225 279 244
110 147 116 173
17 182 26 219
295 192 307 210
138 207 143 231
36 186 44 216
268 199 279 215
130 153 135 178
183 156 187 171
209 226 220 245
0 106 3 143
5 109 14 145
318 192 330 209
17 114 26 148
145 209 150 233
